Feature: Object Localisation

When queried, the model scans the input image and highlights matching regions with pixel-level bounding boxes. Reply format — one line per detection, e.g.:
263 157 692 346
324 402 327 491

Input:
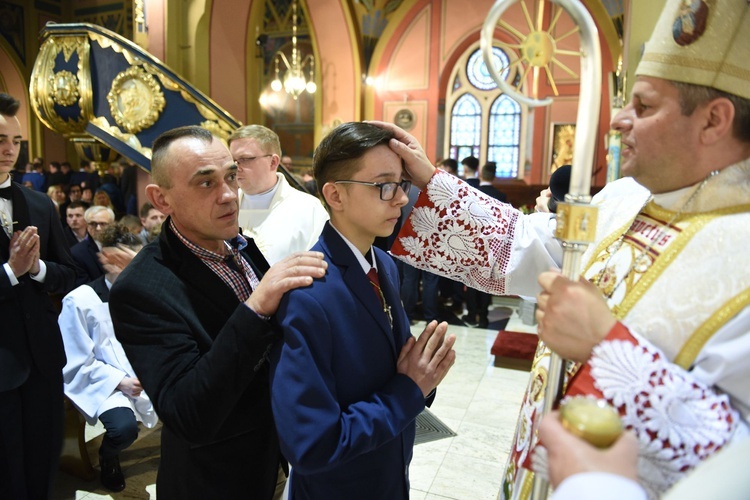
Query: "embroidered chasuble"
391 164 750 499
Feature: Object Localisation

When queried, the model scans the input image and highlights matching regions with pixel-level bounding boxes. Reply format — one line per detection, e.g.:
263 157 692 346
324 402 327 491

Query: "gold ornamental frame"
107 65 165 134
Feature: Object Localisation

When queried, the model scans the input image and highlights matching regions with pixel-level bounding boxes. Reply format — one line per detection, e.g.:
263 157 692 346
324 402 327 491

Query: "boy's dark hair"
0 93 20 116
461 156 479 171
313 122 395 208
99 222 142 250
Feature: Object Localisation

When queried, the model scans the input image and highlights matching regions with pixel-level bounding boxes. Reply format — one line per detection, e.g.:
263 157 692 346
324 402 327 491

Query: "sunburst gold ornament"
481 0 589 109
107 66 166 134
494 0 582 98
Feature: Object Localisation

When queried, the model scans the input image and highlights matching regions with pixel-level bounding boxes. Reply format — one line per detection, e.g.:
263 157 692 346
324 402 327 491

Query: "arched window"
449 94 481 161
488 95 521 177
445 45 524 178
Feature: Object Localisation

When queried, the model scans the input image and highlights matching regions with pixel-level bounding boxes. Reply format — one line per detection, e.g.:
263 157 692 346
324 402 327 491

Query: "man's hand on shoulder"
246 251 327 317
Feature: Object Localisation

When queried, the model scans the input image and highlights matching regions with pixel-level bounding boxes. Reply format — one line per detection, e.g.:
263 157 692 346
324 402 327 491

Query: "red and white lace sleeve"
567 322 749 497
391 170 559 297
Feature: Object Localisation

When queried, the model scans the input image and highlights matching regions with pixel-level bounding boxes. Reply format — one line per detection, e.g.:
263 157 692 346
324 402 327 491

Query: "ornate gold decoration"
89 116 152 159
89 32 140 65
50 70 80 107
551 123 575 171
200 120 234 141
488 0 583 98
107 65 165 134
134 0 146 30
58 37 82 62
554 203 598 243
29 35 92 135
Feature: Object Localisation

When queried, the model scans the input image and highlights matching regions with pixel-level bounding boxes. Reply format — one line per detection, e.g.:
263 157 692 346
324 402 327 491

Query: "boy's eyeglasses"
333 179 411 201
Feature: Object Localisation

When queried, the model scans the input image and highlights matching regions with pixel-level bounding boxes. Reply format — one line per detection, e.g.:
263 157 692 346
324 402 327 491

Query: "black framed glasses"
334 179 411 201
235 154 273 166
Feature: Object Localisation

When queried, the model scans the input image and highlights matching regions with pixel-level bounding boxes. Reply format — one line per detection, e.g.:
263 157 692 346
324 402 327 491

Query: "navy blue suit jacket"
271 222 425 500
70 235 104 287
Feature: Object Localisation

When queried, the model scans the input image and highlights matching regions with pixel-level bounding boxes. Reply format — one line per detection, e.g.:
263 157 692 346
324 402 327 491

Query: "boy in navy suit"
270 122 457 499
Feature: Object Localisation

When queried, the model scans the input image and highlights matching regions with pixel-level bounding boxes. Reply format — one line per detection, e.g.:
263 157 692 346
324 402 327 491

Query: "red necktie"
367 267 386 310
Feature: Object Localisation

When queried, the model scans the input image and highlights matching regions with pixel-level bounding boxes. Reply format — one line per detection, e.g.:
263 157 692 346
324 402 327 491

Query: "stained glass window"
447 46 522 178
488 95 521 177
449 94 481 163
466 47 510 91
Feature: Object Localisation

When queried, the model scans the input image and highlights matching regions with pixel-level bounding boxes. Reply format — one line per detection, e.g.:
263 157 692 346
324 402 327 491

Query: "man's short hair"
84 205 115 223
461 156 479 171
151 126 214 188
0 93 20 116
139 201 156 219
66 201 88 213
480 162 497 181
227 125 281 156
99 223 142 250
438 158 458 174
672 81 750 143
313 122 395 209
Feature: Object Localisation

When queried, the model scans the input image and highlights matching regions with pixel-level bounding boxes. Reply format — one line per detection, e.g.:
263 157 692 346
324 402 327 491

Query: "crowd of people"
1 0 749 498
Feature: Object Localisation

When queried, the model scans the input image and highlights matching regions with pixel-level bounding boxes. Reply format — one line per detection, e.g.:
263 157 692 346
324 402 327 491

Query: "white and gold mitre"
636 0 750 100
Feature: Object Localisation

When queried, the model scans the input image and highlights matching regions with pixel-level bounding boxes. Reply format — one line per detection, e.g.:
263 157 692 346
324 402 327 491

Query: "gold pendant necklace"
594 170 720 299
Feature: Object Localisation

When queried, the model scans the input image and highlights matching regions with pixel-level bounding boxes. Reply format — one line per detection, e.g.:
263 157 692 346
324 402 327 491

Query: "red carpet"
491 330 538 371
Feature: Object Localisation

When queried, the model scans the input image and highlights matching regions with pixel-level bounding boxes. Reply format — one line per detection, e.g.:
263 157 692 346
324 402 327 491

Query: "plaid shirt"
170 219 260 302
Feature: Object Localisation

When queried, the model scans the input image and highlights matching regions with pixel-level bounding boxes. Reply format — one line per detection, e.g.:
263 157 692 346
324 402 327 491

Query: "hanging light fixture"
271 0 316 100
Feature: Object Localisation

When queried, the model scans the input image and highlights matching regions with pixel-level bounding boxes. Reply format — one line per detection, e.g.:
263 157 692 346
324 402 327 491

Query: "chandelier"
271 0 316 100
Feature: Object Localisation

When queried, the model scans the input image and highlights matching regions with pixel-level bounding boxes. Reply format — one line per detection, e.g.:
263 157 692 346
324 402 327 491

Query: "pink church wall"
145 0 166 61
307 0 359 125
209 0 252 121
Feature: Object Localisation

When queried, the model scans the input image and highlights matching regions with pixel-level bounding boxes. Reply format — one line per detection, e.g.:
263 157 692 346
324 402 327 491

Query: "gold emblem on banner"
107 66 165 133
50 70 80 107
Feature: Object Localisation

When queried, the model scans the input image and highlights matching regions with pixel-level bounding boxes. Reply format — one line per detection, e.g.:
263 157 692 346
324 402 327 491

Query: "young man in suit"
0 92 78 498
109 125 327 499
461 155 480 187
270 122 457 499
63 201 89 247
